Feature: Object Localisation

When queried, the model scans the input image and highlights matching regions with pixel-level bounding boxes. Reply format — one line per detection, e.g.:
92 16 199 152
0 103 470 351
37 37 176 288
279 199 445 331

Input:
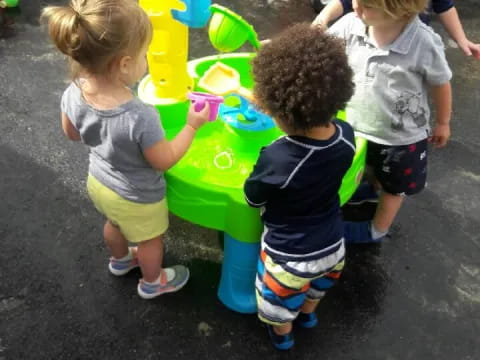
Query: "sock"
344 220 387 244
113 247 134 261
143 268 175 285
370 223 388 240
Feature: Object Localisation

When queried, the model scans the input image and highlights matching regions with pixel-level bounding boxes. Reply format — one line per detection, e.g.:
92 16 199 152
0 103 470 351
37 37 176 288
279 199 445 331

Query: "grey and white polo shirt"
328 13 452 146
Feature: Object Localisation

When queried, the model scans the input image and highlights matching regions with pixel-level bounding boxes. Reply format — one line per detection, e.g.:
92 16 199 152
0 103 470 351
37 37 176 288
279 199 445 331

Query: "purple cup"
187 92 224 121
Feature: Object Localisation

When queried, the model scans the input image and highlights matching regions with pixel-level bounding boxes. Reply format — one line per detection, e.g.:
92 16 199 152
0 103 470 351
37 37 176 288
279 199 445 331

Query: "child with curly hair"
42 0 210 299
244 23 355 350
326 0 452 244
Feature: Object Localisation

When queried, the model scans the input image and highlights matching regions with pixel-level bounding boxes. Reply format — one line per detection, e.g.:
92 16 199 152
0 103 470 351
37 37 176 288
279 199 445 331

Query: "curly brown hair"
252 23 354 132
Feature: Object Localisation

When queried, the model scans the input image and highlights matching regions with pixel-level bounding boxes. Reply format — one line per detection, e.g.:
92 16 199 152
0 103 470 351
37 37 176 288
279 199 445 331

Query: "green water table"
139 53 366 313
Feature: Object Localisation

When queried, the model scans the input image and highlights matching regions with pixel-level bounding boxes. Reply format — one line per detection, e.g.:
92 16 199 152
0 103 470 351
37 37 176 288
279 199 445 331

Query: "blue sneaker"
267 325 294 351
348 183 379 205
295 312 318 328
344 220 385 244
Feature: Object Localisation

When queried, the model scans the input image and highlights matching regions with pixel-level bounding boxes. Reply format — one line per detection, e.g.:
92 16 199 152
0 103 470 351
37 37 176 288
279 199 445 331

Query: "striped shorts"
256 240 345 325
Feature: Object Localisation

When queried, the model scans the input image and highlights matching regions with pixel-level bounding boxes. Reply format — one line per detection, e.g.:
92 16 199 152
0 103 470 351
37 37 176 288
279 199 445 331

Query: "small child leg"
301 298 320 314
104 220 129 258
136 236 190 299
343 193 401 243
297 261 344 328
344 139 427 244
257 245 345 349
271 322 292 335
373 191 404 233
104 221 139 276
137 235 163 283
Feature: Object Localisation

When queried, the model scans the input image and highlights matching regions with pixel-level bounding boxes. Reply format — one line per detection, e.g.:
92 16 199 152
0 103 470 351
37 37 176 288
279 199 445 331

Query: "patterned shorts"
366 138 428 196
256 241 345 325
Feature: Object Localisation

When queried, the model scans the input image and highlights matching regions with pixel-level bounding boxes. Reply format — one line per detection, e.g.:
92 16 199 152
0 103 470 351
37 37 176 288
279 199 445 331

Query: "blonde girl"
42 0 210 299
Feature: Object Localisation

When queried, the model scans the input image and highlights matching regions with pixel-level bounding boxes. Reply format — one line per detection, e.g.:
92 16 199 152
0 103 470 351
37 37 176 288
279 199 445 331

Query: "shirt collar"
351 15 420 55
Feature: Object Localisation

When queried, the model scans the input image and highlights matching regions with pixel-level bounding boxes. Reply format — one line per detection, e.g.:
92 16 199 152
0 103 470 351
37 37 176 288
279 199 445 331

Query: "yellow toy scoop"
198 62 254 103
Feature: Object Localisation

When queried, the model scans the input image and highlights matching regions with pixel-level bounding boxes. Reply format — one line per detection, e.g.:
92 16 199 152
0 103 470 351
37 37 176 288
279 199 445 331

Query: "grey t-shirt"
61 82 166 203
328 13 452 145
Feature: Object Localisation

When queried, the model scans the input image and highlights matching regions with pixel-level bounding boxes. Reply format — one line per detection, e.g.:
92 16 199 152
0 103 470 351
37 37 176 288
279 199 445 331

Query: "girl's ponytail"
41 6 80 58
41 0 152 80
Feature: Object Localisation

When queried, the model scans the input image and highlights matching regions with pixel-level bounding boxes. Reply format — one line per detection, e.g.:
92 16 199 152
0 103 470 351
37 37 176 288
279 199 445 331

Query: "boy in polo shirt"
327 0 452 243
314 0 480 59
244 23 356 350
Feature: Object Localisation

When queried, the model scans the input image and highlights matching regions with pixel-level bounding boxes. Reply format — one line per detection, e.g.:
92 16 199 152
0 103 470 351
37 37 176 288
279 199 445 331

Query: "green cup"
208 4 260 53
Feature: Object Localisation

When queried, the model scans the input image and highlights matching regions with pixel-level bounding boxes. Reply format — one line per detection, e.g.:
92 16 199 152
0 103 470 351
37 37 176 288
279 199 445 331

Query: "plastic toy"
219 94 275 131
198 62 254 102
138 2 366 314
138 0 210 103
171 0 211 28
2 0 18 7
0 0 16 27
208 4 261 52
187 92 224 121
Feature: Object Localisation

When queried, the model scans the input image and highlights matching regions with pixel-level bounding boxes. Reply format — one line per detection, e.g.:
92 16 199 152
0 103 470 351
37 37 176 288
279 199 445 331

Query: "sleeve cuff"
432 1 454 14
244 195 266 208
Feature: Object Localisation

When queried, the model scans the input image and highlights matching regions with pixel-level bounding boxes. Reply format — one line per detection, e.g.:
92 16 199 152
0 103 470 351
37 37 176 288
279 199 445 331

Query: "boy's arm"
438 7 480 59
429 82 452 148
244 149 277 208
61 112 81 141
312 0 345 28
244 179 271 208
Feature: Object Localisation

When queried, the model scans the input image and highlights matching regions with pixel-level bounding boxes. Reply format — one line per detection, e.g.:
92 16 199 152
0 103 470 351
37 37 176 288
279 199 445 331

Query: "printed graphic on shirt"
393 91 427 131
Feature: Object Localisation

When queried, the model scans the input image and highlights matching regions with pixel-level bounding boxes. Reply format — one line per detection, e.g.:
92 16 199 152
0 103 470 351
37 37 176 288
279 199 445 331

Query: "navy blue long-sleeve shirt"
244 120 355 260
340 0 454 24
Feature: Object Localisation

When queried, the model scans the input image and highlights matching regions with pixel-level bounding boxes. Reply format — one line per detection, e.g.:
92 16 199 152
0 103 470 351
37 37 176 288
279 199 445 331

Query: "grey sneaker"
137 265 190 299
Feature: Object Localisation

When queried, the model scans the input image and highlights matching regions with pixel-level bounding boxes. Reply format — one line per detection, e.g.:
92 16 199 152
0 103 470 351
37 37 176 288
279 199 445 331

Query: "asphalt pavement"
0 1 479 359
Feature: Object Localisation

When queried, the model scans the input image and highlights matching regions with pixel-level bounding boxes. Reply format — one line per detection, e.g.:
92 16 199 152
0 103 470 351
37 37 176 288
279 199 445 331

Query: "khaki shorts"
87 175 169 242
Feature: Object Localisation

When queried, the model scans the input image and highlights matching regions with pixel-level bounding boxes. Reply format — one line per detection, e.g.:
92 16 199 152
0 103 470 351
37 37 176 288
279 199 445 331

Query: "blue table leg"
217 232 260 313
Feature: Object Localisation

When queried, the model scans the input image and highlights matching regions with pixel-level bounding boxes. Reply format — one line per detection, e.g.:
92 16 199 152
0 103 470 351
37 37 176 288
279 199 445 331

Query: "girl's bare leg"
137 236 163 282
104 220 129 259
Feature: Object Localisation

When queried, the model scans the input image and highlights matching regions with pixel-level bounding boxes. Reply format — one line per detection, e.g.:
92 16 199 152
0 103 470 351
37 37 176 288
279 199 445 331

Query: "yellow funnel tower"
139 0 193 103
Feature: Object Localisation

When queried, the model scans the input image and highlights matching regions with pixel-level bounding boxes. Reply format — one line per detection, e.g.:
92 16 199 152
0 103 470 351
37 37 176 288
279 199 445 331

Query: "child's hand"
458 39 480 60
429 124 450 148
260 39 271 46
187 101 210 130
311 20 327 30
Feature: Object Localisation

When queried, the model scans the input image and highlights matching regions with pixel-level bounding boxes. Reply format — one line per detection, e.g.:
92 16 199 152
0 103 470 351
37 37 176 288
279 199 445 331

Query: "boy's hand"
260 39 271 46
187 101 210 131
311 20 327 30
458 39 480 60
429 123 450 148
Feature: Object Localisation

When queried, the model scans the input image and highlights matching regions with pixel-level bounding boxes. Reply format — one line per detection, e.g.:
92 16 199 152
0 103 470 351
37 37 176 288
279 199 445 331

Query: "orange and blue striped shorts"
256 240 345 326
